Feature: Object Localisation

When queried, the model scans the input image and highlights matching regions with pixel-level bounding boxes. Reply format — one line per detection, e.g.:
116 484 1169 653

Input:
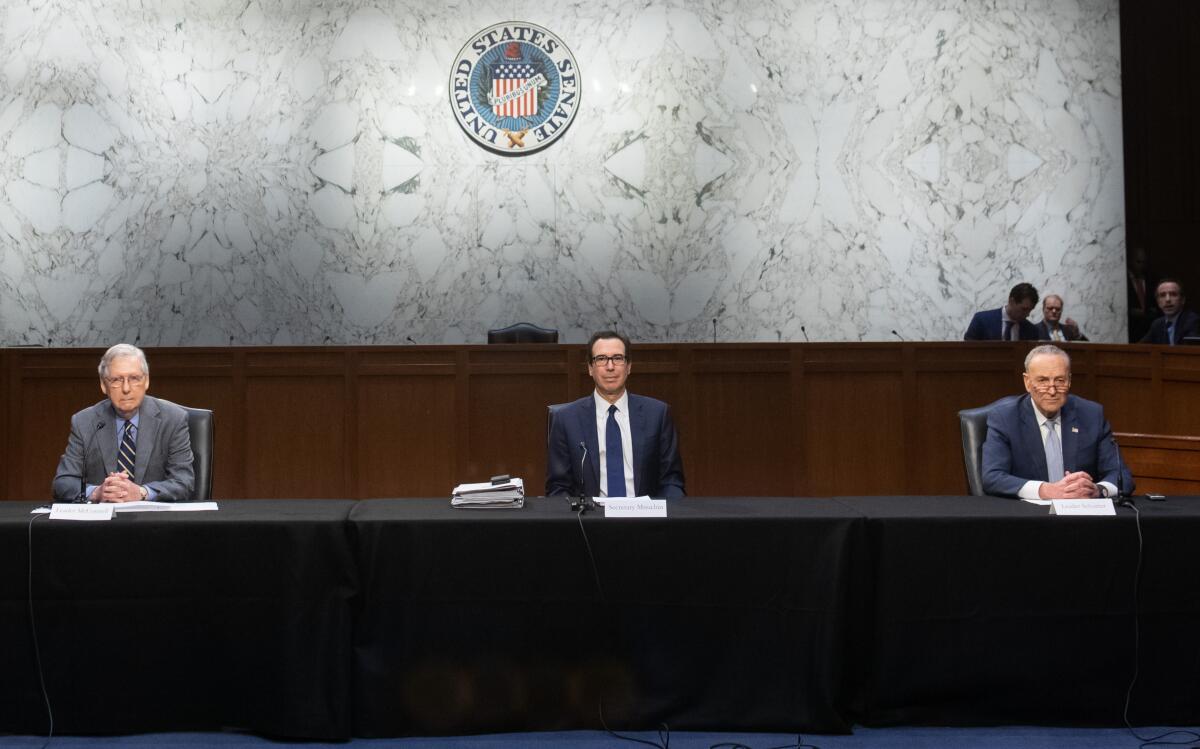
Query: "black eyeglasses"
590 355 628 366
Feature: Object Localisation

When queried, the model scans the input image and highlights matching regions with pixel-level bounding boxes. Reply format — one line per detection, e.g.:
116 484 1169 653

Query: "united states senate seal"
449 22 580 156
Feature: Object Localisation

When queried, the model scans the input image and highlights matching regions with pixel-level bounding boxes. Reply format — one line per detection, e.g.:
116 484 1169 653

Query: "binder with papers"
451 477 525 509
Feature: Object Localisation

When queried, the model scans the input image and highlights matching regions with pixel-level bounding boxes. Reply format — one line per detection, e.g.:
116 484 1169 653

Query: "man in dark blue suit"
1139 278 1200 345
545 330 685 498
964 282 1042 341
982 345 1132 499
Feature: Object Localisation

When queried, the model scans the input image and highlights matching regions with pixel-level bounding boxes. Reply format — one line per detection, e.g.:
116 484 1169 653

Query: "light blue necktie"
1167 320 1175 345
606 404 626 497
1044 419 1063 483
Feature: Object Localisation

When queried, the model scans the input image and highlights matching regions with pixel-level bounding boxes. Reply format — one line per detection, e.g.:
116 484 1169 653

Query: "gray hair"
98 343 149 380
1024 344 1070 372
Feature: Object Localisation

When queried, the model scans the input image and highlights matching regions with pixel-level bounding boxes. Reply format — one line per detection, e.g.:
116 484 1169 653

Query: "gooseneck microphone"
892 329 906 341
579 441 588 495
800 326 810 342
76 421 105 503
1112 435 1132 506
712 318 718 343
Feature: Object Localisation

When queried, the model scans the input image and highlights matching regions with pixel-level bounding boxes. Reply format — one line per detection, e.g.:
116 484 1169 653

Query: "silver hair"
98 343 149 380
1023 344 1070 373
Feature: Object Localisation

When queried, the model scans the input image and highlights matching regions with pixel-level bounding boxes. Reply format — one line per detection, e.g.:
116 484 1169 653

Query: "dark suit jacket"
52 396 195 502
964 308 1041 341
1033 320 1088 341
1139 308 1200 345
545 393 685 498
981 393 1132 498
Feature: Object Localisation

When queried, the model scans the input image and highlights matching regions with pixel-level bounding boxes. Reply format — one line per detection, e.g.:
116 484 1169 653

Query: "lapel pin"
1071 427 1079 433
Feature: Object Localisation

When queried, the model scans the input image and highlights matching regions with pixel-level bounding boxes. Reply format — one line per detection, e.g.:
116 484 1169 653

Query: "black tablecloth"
349 497 865 735
0 500 357 738
840 495 1200 726
3 495 1198 738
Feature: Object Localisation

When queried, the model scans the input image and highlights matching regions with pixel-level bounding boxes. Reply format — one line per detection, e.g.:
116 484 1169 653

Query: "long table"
2 496 1197 738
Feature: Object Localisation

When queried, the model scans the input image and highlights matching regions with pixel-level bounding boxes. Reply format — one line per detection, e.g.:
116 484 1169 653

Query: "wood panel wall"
3 342 1198 501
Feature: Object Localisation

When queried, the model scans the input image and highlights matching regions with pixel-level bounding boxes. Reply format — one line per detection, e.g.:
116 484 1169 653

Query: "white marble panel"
0 0 1125 346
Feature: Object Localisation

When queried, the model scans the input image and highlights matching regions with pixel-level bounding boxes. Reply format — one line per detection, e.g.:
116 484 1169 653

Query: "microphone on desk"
891 330 906 341
406 336 417 345
712 318 718 343
1111 435 1133 507
801 326 810 342
77 421 105 503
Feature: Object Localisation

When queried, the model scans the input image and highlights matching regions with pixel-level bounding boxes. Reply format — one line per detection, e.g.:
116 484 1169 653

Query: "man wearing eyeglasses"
52 343 195 502
982 345 1131 499
546 330 685 498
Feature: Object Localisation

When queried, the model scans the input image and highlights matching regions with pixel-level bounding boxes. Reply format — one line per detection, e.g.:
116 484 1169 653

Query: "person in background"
964 283 1041 341
1035 294 1088 341
1139 278 1199 345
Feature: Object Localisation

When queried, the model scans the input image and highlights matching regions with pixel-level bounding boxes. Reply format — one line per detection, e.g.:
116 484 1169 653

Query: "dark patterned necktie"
1002 320 1013 341
117 422 136 478
606 404 626 497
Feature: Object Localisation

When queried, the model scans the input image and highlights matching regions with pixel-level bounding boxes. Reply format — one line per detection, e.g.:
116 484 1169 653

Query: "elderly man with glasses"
545 330 685 498
982 345 1132 499
52 343 194 503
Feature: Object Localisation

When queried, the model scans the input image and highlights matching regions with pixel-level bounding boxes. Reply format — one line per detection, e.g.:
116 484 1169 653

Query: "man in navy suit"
1139 278 1199 345
964 282 1042 341
545 330 685 498
982 345 1132 499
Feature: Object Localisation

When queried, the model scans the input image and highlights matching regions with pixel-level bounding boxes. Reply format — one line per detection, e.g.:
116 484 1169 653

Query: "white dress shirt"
594 390 635 497
1018 400 1117 500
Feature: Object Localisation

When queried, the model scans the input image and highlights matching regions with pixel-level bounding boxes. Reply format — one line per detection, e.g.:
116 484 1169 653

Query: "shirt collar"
1030 398 1060 427
593 389 629 415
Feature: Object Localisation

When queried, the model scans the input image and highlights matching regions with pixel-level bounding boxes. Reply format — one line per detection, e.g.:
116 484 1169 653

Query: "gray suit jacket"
52 396 195 502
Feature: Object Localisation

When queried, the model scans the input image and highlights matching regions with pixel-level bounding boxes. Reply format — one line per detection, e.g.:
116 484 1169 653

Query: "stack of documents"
451 477 525 509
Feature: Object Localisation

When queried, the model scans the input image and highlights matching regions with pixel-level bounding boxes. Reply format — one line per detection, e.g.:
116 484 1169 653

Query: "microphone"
712 318 717 343
579 441 588 496
77 421 105 502
405 336 417 344
800 326 810 342
891 329 906 341
1111 435 1132 506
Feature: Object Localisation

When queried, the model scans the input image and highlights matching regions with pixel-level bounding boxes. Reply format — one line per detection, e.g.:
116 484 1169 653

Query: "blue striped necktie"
606 404 626 497
118 422 136 478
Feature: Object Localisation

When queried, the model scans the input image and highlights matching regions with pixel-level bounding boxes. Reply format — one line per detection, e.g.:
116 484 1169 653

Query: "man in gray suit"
52 344 194 502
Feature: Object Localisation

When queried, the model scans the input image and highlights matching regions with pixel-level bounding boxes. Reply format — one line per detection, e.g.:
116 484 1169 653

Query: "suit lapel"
133 397 159 484
98 403 119 475
577 400 601 496
1060 398 1079 472
1019 396 1050 481
629 396 644 496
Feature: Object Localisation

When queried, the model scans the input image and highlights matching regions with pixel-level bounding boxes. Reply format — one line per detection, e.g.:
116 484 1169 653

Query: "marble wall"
0 0 1125 346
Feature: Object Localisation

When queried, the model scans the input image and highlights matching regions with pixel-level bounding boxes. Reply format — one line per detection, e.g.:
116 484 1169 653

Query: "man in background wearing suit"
1034 294 1088 341
982 345 1132 499
1140 278 1199 345
964 282 1042 341
52 343 194 502
546 330 685 498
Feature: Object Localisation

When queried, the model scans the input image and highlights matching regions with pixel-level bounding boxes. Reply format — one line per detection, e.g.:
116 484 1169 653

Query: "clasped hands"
90 471 144 503
1038 470 1099 499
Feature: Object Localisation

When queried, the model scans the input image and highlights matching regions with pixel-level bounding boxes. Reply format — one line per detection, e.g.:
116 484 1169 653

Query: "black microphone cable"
27 512 54 748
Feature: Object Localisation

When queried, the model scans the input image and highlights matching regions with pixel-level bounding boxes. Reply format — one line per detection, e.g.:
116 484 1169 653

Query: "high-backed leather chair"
547 402 569 440
958 395 1019 496
488 322 559 344
157 400 213 501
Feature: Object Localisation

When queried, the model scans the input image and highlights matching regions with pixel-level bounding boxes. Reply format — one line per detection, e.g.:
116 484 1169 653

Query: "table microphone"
801 326 810 342
892 329 906 341
76 421 105 503
1112 435 1133 507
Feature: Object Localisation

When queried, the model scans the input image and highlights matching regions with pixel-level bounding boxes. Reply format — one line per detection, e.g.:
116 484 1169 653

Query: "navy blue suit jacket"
964 308 1040 341
545 393 685 498
1139 308 1199 345
981 393 1133 498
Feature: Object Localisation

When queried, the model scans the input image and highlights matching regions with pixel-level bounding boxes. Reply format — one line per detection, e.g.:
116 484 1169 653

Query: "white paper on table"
46 503 114 521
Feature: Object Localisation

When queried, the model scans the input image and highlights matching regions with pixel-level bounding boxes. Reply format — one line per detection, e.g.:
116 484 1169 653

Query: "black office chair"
488 322 559 344
158 400 214 501
547 402 569 440
958 395 1019 496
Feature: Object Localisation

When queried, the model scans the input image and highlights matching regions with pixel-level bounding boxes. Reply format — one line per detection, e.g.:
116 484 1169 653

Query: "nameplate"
49 503 114 521
1049 498 1115 516
604 498 667 518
